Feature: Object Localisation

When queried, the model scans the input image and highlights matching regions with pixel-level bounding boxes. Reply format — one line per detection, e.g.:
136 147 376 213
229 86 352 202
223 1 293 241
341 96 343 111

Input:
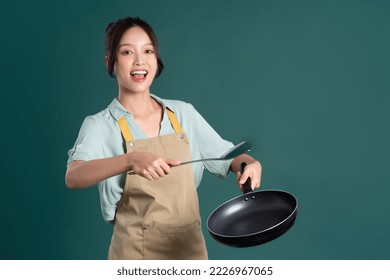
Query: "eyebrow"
118 43 154 48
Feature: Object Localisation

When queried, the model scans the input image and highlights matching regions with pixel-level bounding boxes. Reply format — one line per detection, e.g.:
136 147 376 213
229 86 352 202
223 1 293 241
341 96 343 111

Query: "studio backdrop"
0 0 389 259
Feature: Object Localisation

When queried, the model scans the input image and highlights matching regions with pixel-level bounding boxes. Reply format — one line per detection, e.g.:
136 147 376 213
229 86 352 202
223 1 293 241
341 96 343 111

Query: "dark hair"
105 17 164 78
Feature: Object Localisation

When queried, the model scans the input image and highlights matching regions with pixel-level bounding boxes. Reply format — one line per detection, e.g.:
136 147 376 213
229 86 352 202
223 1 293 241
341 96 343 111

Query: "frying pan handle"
240 162 252 194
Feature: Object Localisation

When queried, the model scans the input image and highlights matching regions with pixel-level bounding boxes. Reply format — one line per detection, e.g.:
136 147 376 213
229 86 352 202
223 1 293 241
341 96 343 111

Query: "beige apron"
108 109 208 260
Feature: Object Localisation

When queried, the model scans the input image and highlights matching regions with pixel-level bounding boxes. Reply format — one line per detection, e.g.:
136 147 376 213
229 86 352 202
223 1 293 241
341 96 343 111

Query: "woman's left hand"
236 161 262 192
231 154 262 192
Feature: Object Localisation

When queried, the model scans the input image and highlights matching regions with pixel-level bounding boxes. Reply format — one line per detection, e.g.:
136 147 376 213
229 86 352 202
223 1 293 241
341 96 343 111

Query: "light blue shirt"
67 94 234 222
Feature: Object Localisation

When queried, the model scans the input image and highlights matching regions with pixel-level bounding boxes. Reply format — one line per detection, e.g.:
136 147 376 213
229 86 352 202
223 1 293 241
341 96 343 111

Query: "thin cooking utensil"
180 141 252 165
127 141 252 175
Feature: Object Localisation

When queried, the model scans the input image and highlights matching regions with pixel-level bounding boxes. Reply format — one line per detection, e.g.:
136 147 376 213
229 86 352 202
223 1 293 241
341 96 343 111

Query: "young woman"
66 17 262 260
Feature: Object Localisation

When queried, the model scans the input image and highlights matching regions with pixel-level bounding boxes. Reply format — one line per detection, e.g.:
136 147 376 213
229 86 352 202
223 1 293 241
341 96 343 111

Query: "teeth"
131 70 148 75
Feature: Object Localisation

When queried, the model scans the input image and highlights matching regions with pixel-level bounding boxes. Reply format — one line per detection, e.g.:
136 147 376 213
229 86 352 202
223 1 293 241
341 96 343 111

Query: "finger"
144 168 159 180
249 171 261 189
154 166 166 177
165 158 181 166
236 171 241 183
250 176 260 189
238 171 250 186
150 172 160 180
149 159 168 177
159 162 172 175
235 172 243 191
143 172 153 181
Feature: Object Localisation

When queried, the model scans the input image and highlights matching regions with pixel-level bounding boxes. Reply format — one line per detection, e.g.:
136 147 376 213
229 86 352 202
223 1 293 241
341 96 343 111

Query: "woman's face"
114 26 158 95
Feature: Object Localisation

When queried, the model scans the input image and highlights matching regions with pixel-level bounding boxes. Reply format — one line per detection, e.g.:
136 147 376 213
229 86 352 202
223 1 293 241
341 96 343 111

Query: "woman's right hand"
128 152 181 180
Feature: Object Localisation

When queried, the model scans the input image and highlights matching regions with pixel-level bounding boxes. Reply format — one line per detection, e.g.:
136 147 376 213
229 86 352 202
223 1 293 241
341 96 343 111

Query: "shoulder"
81 109 107 128
84 99 121 126
78 105 119 136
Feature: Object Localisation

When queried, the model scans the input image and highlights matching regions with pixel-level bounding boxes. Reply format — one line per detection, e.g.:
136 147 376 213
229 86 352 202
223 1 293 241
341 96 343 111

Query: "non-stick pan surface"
207 190 297 247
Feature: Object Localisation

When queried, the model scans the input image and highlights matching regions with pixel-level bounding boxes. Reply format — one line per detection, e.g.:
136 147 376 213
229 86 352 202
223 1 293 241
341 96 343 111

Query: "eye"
145 49 154 54
121 50 133 55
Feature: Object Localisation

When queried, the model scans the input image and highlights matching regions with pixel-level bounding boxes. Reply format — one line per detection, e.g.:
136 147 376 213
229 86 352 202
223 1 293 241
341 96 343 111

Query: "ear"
105 56 110 69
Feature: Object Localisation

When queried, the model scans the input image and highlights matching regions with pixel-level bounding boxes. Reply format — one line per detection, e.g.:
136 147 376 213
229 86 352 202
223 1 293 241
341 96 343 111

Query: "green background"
1 0 389 259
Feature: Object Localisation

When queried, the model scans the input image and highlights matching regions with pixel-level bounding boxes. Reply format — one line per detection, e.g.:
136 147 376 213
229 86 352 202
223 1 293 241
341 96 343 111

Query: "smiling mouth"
130 70 148 80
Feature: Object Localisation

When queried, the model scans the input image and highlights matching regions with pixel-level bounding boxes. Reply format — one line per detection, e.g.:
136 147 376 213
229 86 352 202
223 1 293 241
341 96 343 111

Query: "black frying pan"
207 163 298 247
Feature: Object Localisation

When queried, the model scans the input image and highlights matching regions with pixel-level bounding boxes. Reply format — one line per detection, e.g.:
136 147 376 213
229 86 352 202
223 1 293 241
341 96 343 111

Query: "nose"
133 52 146 66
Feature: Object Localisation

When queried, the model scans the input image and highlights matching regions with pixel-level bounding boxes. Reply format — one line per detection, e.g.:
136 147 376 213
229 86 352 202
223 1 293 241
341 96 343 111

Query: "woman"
65 17 262 260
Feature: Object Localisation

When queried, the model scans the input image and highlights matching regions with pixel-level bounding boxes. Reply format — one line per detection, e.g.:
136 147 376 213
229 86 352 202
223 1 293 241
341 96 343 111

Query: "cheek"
149 58 158 74
114 60 130 76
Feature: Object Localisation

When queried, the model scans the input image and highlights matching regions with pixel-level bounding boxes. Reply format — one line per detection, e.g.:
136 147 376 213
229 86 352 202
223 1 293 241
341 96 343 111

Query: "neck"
117 91 157 118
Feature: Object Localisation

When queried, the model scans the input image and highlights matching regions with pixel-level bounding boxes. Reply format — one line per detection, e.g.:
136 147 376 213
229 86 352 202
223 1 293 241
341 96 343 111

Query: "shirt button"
129 141 134 147
179 134 185 139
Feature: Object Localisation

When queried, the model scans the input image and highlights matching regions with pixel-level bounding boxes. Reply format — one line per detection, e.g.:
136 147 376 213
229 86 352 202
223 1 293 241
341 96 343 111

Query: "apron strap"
166 108 184 134
117 108 184 142
118 116 134 142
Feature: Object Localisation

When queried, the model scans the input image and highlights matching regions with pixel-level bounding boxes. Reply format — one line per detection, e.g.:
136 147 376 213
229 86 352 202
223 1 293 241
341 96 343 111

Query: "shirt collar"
107 94 174 121
107 98 128 121
151 94 176 113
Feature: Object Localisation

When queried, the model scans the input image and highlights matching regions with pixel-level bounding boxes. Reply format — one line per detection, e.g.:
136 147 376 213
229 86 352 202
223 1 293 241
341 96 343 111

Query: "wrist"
125 152 135 171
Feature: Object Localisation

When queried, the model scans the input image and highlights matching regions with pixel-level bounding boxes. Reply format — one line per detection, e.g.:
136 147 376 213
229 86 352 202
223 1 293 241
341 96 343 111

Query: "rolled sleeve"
67 116 104 165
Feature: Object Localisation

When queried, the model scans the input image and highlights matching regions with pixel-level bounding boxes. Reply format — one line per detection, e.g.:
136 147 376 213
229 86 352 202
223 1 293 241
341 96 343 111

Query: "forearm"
230 154 260 173
65 154 131 189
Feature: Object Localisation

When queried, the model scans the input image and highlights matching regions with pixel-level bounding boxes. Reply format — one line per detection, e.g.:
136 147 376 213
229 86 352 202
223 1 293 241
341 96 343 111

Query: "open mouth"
130 70 148 81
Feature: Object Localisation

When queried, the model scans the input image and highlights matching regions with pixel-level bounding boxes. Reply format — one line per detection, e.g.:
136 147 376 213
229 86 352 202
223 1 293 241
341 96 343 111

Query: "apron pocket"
142 221 207 260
